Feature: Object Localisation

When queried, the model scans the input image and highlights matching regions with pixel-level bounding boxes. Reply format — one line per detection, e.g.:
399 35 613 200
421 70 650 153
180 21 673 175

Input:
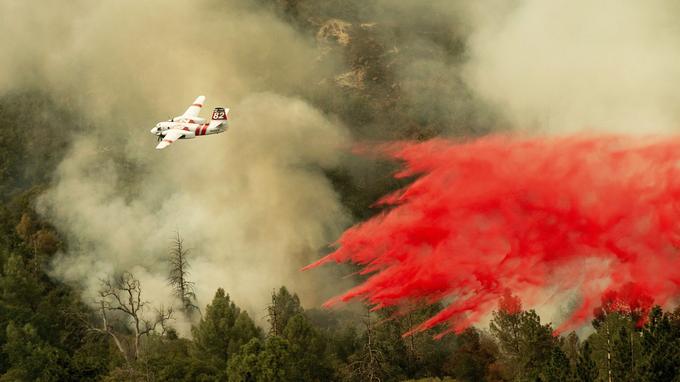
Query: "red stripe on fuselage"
192 103 202 107
201 125 208 135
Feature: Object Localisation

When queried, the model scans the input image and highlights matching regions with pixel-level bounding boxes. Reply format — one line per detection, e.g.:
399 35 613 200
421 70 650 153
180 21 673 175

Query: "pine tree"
2 322 68 381
611 325 635 381
283 313 334 381
266 286 302 337
489 292 554 381
192 288 262 371
0 254 44 316
0 197 113 380
635 306 680 381
371 308 409 380
448 327 497 382
227 336 296 382
226 338 265 382
543 345 574 382
399 303 456 378
590 311 641 382
576 341 598 382
562 331 580 369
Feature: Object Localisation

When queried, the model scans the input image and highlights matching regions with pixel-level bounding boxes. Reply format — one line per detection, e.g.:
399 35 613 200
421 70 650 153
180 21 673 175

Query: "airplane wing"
156 129 184 150
181 95 206 118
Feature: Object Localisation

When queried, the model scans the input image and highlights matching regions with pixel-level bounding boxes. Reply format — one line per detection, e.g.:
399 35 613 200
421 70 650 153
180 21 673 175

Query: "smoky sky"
2 0 680 332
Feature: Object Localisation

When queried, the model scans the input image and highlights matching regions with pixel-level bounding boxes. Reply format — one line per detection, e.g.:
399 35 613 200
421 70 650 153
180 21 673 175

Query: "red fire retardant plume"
304 135 680 336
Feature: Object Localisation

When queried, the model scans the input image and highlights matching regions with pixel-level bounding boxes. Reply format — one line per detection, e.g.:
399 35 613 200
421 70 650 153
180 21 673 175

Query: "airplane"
150 95 229 149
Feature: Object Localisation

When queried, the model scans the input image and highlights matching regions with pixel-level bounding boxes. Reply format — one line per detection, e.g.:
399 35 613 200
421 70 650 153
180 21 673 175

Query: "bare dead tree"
83 271 173 363
78 300 130 363
405 309 420 367
168 232 199 316
155 305 173 338
347 308 385 382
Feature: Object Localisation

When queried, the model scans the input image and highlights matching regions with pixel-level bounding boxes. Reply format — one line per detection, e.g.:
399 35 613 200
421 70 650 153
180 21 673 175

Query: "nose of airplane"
150 127 157 134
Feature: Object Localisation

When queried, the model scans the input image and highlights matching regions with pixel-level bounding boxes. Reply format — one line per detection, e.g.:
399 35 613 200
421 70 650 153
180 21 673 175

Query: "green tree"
412 309 457 378
267 286 302 336
283 313 334 381
1 322 68 381
66 334 114 382
562 331 580 369
0 254 44 316
227 337 296 382
371 311 409 380
489 292 554 381
368 303 456 380
448 327 497 382
543 345 574 382
576 341 598 382
611 325 635 381
305 307 363 380
0 194 113 380
138 332 216 382
192 288 262 373
226 338 263 382
635 306 680 381
589 311 642 381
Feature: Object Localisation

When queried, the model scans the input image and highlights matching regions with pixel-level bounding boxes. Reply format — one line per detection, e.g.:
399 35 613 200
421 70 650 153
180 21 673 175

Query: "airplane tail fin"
209 107 229 130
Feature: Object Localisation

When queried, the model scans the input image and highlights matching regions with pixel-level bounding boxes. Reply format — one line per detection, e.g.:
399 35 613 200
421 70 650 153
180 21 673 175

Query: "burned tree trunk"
168 232 199 316
348 308 385 382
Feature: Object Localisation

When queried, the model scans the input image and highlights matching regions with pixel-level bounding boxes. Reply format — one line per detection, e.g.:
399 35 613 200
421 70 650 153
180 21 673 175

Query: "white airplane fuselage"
149 96 229 149
150 120 225 140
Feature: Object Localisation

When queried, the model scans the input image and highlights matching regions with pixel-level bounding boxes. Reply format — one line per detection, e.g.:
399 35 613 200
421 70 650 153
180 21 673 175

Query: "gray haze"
3 0 680 332
1 0 352 332
463 0 680 134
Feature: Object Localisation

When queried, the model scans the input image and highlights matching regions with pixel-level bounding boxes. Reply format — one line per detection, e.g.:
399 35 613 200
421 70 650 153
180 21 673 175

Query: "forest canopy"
2 0 680 381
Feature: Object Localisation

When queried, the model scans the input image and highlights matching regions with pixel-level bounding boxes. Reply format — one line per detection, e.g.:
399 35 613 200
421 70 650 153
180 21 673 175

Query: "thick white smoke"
463 0 680 134
0 0 353 333
5 0 680 334
39 93 350 332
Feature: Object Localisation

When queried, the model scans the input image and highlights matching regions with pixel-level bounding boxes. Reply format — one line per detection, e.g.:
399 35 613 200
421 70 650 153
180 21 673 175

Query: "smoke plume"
462 0 680 134
5 0 680 334
0 0 354 331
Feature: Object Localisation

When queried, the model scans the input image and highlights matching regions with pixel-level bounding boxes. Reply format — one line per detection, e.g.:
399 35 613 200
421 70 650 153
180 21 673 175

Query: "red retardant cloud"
304 135 680 336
